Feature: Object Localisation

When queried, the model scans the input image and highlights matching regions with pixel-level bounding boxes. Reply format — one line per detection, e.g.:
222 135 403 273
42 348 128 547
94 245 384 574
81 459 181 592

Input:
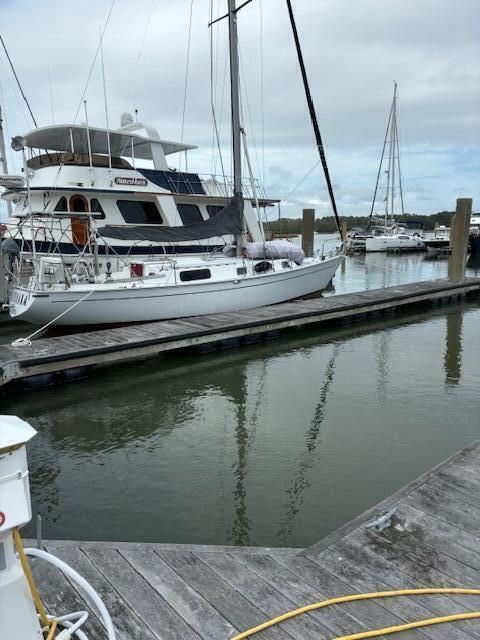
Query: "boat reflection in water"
9 299 478 547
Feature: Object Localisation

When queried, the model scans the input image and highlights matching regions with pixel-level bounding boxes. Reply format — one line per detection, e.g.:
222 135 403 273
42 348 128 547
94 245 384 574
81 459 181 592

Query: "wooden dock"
29 440 480 639
2 277 480 392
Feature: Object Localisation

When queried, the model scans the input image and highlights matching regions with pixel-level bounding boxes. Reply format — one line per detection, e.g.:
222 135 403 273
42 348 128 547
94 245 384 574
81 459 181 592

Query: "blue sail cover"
97 195 243 242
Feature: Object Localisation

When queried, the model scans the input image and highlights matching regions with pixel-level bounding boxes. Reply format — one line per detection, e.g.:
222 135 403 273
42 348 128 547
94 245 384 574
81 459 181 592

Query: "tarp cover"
242 240 305 265
97 195 243 242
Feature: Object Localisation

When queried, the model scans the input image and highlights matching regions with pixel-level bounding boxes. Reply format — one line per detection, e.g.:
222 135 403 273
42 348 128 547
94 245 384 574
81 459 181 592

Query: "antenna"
99 27 112 171
47 65 55 124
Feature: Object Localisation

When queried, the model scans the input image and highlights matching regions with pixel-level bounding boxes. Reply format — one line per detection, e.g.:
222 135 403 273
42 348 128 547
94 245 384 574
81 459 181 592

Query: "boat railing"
199 173 270 202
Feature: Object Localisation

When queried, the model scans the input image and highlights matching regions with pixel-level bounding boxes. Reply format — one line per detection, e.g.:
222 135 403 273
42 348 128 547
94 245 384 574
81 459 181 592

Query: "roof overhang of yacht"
23 125 197 159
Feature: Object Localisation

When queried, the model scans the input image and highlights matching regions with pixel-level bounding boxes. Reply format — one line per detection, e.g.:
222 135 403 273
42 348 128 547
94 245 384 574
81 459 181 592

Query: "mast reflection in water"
5 278 479 548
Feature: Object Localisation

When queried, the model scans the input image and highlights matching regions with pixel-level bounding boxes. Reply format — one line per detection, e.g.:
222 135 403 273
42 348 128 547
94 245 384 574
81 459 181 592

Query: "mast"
390 81 398 222
0 104 13 216
227 0 245 255
285 0 341 236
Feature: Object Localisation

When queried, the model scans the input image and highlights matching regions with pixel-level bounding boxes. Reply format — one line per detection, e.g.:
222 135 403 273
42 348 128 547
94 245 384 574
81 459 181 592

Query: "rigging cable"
368 98 393 230
285 0 342 235
209 0 228 191
0 34 37 126
123 0 156 114
179 0 194 172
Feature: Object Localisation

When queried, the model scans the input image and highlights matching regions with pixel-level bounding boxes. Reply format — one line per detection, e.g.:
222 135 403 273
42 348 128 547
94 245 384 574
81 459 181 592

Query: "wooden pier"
2 277 480 392
29 440 480 639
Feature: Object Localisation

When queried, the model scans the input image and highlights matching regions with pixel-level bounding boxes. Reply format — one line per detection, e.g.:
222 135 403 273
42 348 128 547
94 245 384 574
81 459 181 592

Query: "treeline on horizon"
264 211 455 234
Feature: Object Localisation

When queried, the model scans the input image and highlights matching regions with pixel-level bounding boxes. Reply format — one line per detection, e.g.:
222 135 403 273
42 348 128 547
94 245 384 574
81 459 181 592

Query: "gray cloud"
0 0 479 218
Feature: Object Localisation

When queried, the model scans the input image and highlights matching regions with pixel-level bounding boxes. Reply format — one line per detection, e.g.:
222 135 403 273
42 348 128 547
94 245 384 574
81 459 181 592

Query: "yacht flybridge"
1 116 266 262
2 0 343 327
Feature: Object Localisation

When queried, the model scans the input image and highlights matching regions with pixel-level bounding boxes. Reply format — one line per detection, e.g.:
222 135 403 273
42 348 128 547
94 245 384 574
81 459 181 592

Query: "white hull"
365 235 425 252
10 255 342 325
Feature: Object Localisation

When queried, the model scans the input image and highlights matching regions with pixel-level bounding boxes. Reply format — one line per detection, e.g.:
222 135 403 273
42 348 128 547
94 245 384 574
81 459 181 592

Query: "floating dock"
29 440 480 639
2 277 480 392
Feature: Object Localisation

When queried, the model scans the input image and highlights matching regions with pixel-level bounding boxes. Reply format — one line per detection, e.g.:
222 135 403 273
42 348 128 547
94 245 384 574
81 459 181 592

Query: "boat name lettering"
114 177 148 186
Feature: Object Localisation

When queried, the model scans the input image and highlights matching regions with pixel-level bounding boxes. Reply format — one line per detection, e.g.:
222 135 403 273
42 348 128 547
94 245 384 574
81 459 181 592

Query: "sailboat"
365 83 425 253
5 0 342 326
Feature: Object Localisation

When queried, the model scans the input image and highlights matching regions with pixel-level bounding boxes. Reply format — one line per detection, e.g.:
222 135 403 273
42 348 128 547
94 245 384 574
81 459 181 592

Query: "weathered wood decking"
30 440 480 639
2 277 480 391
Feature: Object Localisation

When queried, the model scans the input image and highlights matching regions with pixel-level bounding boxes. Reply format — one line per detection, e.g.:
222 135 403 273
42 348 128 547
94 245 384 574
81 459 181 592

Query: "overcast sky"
0 0 479 219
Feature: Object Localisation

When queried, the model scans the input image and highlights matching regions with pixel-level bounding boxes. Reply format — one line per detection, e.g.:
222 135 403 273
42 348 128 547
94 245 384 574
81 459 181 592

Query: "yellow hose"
230 588 480 640
13 527 50 628
45 620 58 640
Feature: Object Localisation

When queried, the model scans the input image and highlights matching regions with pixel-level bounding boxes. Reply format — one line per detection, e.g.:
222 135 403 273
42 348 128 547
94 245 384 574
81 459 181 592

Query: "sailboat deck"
29 440 480 639
1 276 480 392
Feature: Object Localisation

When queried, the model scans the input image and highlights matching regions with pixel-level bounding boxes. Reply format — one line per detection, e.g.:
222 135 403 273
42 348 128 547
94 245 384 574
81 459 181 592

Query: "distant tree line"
265 211 455 234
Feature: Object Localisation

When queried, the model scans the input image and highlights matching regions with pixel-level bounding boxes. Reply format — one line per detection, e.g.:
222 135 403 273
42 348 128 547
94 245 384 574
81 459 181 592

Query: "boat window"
237 266 247 275
177 204 203 225
207 205 224 218
90 198 106 219
179 268 211 282
54 197 68 212
117 200 163 224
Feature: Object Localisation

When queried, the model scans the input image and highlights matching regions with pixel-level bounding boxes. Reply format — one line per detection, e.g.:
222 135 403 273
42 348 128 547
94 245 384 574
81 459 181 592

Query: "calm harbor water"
2 243 480 547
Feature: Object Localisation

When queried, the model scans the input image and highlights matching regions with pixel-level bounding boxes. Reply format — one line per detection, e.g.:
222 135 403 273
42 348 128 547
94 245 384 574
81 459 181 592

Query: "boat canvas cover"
97 195 243 242
243 240 305 264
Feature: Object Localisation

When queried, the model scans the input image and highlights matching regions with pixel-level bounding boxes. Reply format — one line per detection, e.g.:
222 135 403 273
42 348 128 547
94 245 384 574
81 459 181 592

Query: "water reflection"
374 331 391 404
444 312 463 388
7 297 479 546
277 344 340 543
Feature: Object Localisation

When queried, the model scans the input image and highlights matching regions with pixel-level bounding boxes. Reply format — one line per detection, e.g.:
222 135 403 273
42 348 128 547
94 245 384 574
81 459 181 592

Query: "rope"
11 277 108 347
0 34 37 126
230 588 480 640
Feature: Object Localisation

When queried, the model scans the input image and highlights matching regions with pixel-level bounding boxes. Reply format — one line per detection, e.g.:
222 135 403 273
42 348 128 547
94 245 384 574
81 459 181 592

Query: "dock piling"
448 198 472 283
302 208 315 257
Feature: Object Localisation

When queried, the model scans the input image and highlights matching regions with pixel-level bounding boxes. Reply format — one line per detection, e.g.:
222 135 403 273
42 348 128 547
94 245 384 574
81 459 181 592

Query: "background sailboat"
365 83 425 253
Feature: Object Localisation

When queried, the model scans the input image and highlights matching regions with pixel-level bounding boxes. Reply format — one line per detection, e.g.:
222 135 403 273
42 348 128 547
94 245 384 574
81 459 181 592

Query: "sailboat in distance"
6 1 343 326
365 82 425 253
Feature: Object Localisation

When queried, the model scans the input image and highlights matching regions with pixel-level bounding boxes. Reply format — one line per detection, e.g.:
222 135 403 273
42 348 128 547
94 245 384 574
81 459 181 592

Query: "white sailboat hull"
365 235 425 252
10 255 342 325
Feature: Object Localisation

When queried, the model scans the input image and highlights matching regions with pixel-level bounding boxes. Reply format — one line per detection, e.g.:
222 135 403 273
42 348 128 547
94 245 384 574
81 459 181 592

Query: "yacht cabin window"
206 205 224 218
54 197 68 212
177 204 203 225
179 268 211 282
117 200 163 224
53 196 105 219
90 199 106 219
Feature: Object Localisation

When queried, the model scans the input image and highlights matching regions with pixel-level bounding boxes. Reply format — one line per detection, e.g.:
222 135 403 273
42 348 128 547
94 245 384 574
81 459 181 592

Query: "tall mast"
227 0 245 255
390 81 398 222
0 104 13 216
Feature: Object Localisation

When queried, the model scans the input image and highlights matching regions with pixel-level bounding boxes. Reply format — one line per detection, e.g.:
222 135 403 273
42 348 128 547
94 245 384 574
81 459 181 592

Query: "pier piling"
448 198 472 283
302 208 315 257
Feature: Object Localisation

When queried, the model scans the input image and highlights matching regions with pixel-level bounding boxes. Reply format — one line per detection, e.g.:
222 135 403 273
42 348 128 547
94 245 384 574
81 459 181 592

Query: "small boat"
366 233 425 253
424 225 450 252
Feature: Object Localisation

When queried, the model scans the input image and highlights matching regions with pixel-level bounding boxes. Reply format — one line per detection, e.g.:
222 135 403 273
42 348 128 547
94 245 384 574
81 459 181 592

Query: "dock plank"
45 544 157 640
157 550 293 640
85 547 201 640
119 546 236 640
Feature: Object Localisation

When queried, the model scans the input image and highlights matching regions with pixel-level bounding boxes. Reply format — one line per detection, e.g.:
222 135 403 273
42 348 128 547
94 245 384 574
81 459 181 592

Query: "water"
2 243 480 547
